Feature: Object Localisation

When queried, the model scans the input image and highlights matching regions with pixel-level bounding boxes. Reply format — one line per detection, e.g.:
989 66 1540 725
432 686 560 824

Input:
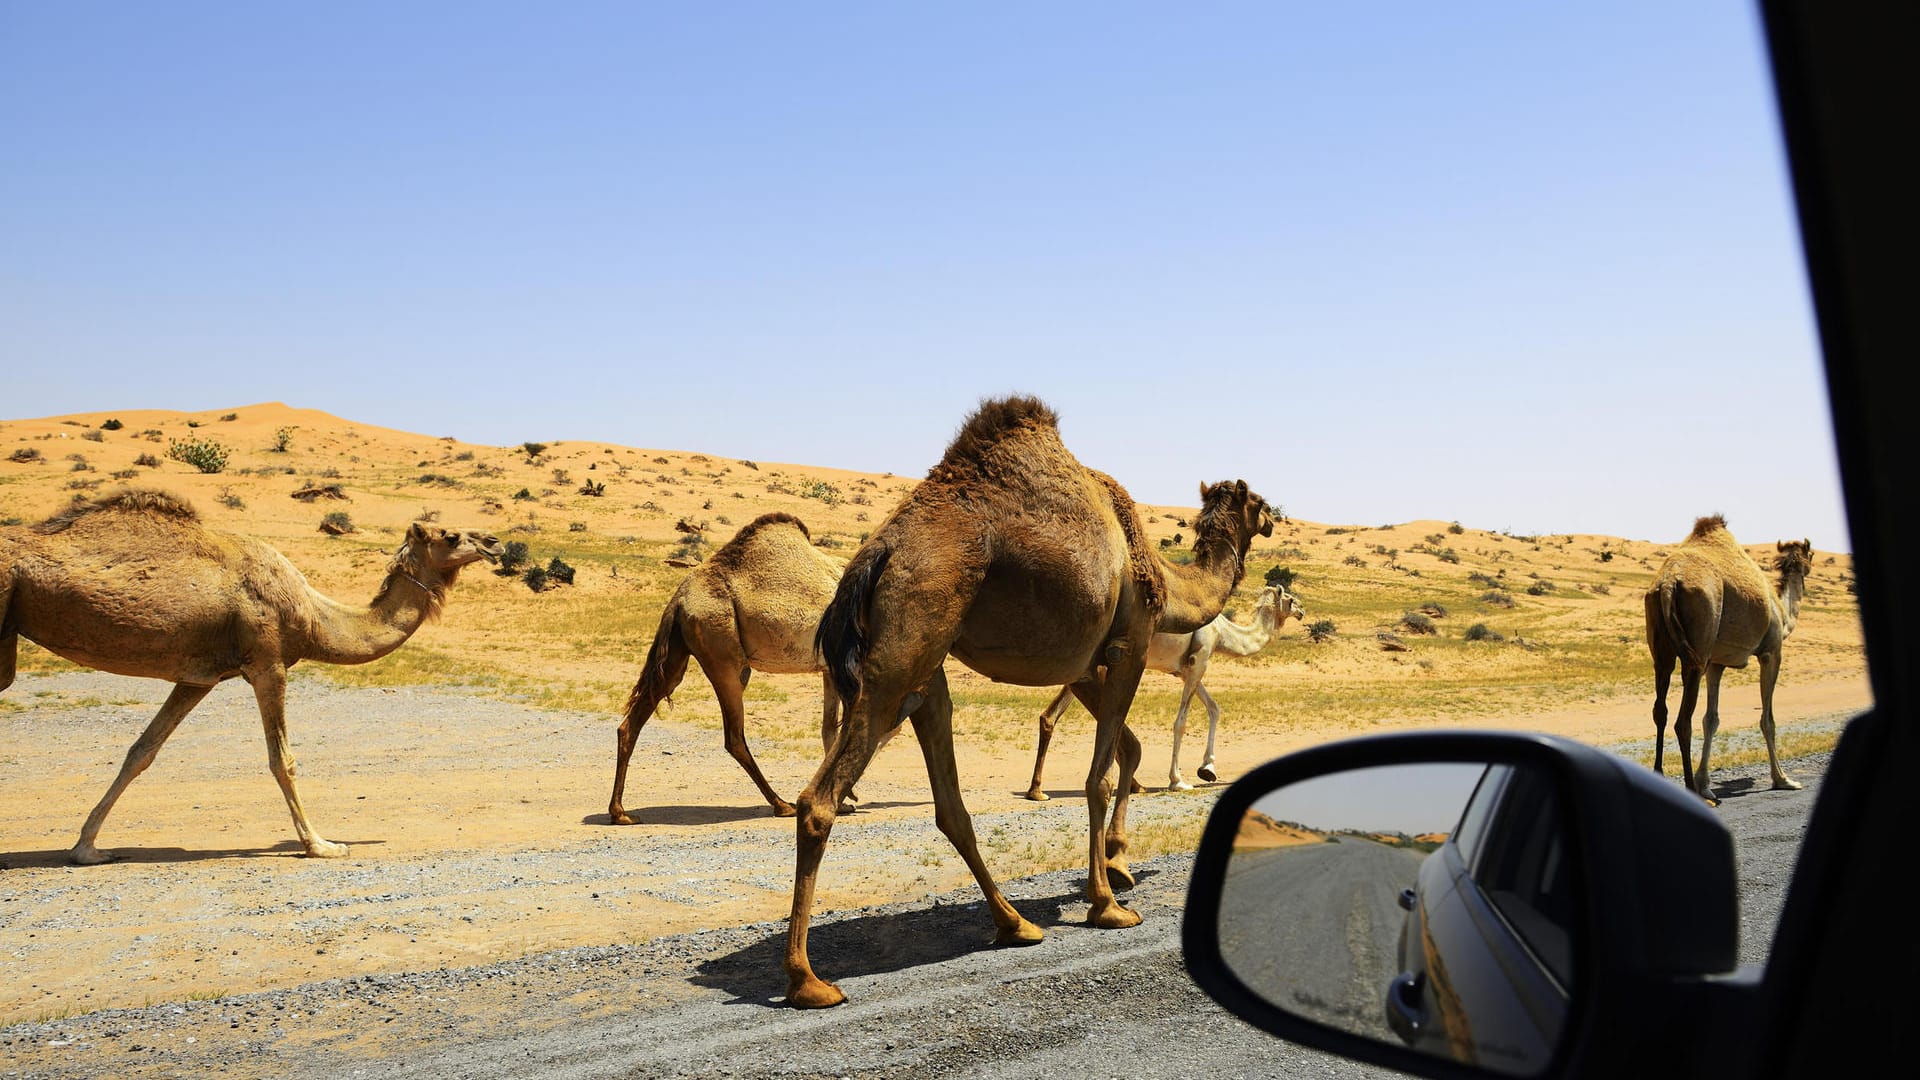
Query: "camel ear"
1235 479 1248 497
1199 482 1211 502
408 522 428 541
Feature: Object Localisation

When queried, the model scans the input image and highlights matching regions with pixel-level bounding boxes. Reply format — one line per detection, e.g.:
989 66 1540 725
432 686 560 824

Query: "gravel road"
0 744 1834 1080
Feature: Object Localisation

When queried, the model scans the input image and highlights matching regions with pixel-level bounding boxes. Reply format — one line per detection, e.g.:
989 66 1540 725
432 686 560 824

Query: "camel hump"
935 395 1062 474
1090 469 1167 617
1688 513 1730 540
32 488 201 534
704 512 812 573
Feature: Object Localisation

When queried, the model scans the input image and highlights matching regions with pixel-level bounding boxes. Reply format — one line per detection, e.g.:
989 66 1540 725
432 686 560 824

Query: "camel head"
1193 480 1275 587
400 523 504 583
1775 538 1814 584
1252 585 1307 625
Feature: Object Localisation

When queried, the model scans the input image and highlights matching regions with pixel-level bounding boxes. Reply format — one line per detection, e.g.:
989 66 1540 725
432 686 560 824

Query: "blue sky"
1 2 1849 550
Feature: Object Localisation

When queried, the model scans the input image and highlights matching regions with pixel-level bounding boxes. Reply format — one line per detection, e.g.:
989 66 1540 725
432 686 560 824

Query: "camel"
0 488 501 863
1644 514 1813 804
608 512 847 823
783 396 1274 1008
1024 583 1306 800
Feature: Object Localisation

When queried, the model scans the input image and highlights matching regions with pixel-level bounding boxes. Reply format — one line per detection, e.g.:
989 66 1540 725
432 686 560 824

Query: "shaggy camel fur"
609 512 846 823
1645 514 1813 803
784 396 1274 1008
1024 584 1305 799
0 489 500 863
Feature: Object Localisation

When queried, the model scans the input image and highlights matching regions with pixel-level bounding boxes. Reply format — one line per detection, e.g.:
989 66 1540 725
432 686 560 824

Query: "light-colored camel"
1644 513 1813 804
784 396 1274 1008
608 512 848 823
0 488 501 863
1024 584 1306 800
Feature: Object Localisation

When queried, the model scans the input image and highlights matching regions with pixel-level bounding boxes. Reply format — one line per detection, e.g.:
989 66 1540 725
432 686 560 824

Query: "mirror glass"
1217 761 1578 1078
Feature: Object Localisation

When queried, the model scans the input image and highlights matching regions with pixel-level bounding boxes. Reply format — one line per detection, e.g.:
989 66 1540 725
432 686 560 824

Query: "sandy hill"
1235 809 1322 849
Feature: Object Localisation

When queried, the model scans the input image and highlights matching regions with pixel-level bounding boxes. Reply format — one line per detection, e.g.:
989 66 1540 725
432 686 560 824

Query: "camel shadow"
690 888 1085 1006
0 839 387 869
585 798 932 828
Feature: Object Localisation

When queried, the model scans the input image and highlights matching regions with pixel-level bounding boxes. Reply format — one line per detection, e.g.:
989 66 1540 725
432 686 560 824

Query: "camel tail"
623 600 686 725
815 541 892 709
1655 579 1706 671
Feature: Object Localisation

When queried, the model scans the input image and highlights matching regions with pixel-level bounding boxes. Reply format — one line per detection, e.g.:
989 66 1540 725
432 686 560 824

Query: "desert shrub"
512 487 533 501
1481 589 1516 608
1306 618 1337 643
219 412 238 422
1264 565 1297 590
522 565 549 591
186 420 201 428
495 540 531 573
140 429 163 441
1399 611 1437 635
1448 521 1464 534
70 460 92 472
218 487 245 510
167 435 229 474
1343 554 1366 567
81 428 104 443
8 447 42 463
1436 548 1460 564
544 556 575 585
1590 583 1611 596
319 511 354 534
418 473 461 487
1468 571 1501 587
1526 579 1557 596
453 450 474 461
134 452 161 468
740 459 758 470
552 468 571 484
271 427 293 452
569 521 587 532
1418 602 1448 618
521 441 547 459
1465 623 1504 642
800 479 843 506
1425 533 1445 545
578 480 605 496
111 468 139 480
100 418 123 431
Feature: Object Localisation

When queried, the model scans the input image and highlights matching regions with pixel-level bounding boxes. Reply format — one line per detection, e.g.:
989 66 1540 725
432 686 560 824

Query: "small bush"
1598 549 1614 562
1399 611 1437 635
552 468 571 484
545 556 575 585
569 521 587 532
111 468 139 480
1307 618 1337 643
1468 571 1501 587
578 480 605 497
1481 589 1516 608
101 418 124 431
1526 580 1557 596
1436 548 1460 564
418 473 461 487
141 429 163 441
453 450 474 461
1465 623 1504 643
167 435 229 474
134 452 161 468
1590 583 1611 596
521 442 547 459
512 487 534 501
496 541 530 573
1418 602 1448 618
319 511 355 534
8 447 42 463
218 487 246 510
800 479 843 506
219 412 238 422
81 428 104 443
271 427 293 452
1264 565 1297 590
523 565 549 591
1343 554 1366 567
1448 521 1464 534
70 460 92 472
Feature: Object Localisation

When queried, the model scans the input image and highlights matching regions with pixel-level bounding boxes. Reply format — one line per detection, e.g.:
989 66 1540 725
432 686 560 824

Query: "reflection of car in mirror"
1387 763 1576 1074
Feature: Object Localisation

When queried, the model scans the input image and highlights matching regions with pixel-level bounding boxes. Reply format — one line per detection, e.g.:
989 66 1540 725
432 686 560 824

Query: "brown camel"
608 512 847 823
0 488 501 863
784 396 1274 1008
1644 513 1813 803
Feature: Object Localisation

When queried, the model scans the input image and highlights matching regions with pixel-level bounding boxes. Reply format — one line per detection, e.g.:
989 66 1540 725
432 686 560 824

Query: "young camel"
1024 584 1306 800
785 396 1273 1008
0 488 500 863
608 512 846 823
1644 514 1813 804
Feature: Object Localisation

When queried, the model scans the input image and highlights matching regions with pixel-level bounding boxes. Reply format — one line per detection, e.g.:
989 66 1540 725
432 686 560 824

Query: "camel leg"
1694 665 1726 804
1167 670 1200 792
820 672 857 812
1757 652 1802 791
253 666 347 858
1194 683 1223 784
783 679 905 1009
1674 664 1702 795
1071 660 1147 928
609 623 690 825
71 682 213 865
1105 721 1144 891
697 652 794 817
1025 685 1075 801
912 670 1044 941
1650 642 1675 775
0 625 14 693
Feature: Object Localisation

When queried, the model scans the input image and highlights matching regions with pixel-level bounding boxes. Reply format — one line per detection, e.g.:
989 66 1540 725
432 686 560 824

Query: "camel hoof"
609 809 636 826
772 802 799 818
1088 901 1143 930
995 919 1045 946
1773 776 1804 792
1025 789 1050 802
1107 863 1136 892
307 840 350 859
69 845 114 866
1169 780 1193 792
1197 765 1218 783
786 976 847 1009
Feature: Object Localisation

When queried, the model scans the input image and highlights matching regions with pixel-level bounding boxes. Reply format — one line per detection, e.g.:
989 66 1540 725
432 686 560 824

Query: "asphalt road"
0 751 1831 1080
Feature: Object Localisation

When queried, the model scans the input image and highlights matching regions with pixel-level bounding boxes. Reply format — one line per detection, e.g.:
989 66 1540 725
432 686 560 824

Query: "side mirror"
1183 731 1749 1079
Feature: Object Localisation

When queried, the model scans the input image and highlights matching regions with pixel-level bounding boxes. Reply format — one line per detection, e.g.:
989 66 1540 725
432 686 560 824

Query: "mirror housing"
1183 731 1753 1079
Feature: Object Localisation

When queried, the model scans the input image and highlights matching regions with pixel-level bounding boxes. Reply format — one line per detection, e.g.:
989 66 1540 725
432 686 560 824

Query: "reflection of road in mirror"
1217 837 1422 1043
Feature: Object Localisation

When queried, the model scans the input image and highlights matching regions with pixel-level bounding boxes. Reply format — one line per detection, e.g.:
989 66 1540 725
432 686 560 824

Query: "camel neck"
302 570 439 666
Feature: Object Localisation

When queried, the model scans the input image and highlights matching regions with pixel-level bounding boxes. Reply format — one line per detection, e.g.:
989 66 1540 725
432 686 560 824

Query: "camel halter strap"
396 569 438 597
